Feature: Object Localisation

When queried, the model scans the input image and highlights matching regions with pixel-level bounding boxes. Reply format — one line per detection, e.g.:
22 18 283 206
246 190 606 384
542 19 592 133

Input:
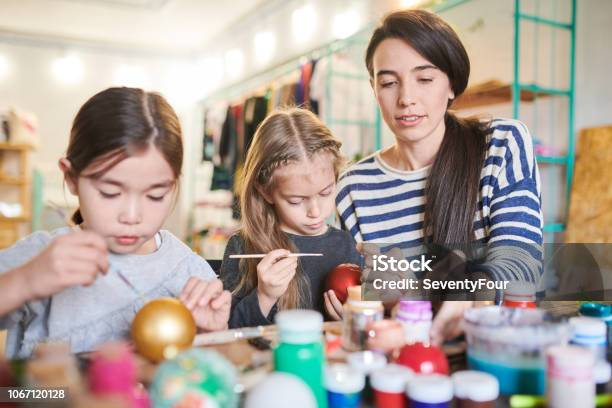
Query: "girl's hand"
20 230 109 300
256 249 298 315
180 278 231 331
324 290 344 320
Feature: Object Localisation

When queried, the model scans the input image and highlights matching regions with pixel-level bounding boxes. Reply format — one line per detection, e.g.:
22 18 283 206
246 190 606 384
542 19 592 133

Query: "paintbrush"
229 253 323 259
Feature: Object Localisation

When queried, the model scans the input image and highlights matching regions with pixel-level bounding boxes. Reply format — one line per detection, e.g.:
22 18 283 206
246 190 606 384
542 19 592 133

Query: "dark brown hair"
66 87 183 224
365 10 489 244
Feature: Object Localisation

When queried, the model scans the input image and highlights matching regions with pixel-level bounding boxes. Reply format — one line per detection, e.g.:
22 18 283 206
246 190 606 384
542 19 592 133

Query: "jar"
395 300 432 343
569 316 607 361
546 345 595 408
275 310 327 408
451 370 498 408
370 364 413 408
324 364 364 408
406 374 453 408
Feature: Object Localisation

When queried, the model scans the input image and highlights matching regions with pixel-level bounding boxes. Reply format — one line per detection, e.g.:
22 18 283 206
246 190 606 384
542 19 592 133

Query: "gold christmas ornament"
131 298 196 362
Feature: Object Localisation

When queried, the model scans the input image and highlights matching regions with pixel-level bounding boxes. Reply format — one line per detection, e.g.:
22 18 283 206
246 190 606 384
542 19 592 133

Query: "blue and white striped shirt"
336 118 543 282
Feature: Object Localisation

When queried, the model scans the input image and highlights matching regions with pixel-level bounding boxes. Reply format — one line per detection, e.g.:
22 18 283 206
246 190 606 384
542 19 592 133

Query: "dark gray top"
220 226 361 328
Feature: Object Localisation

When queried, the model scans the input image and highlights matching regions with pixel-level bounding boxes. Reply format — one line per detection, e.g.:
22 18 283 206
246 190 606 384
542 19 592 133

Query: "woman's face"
371 38 454 146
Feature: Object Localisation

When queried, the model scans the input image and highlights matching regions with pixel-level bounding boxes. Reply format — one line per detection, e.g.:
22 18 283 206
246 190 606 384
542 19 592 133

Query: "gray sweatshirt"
0 227 216 358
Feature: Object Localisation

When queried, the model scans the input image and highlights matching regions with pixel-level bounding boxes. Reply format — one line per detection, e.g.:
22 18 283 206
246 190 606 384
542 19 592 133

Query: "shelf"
0 215 30 222
0 142 33 151
543 223 565 233
0 175 26 185
517 13 573 30
453 80 553 110
536 155 567 165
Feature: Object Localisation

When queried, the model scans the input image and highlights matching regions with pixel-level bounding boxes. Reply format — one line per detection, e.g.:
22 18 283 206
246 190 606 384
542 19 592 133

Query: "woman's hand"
180 278 231 331
256 249 298 316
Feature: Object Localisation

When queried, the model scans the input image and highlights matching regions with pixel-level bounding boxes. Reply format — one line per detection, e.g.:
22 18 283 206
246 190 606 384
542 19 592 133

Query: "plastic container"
546 345 595 408
342 300 384 352
275 310 327 408
324 364 364 408
580 302 612 360
451 371 499 408
406 374 453 408
594 360 611 395
569 316 607 361
463 306 570 395
502 281 536 309
346 351 386 405
395 300 432 343
370 364 414 408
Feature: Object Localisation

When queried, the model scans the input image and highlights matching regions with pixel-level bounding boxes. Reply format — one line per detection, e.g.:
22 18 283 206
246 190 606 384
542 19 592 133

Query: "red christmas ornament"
396 342 449 375
325 263 361 303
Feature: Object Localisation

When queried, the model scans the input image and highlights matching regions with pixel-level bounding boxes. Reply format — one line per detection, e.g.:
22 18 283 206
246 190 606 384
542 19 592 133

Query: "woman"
336 10 543 344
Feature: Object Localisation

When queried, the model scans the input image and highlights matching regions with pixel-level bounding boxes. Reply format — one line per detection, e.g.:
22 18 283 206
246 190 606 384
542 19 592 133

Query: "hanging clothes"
242 95 268 157
310 53 377 160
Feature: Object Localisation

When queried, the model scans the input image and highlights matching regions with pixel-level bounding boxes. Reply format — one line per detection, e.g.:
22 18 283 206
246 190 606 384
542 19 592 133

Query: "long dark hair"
66 87 183 224
365 10 489 244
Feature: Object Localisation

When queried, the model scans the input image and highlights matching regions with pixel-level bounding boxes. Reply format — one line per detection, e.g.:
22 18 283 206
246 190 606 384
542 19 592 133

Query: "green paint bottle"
274 310 327 408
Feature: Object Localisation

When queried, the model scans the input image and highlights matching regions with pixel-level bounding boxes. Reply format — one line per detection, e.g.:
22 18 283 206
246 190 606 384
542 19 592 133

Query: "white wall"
0 43 203 236
0 0 610 240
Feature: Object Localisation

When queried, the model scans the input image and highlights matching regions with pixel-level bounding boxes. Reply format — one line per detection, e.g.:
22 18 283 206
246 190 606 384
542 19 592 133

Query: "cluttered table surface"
2 301 610 407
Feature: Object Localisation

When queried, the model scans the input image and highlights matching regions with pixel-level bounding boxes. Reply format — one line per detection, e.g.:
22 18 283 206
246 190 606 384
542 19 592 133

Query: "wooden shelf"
0 175 26 185
0 215 30 222
0 142 33 151
452 79 551 110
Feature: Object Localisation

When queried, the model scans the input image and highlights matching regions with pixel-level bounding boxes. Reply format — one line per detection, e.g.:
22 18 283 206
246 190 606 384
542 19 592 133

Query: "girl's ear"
58 158 78 195
256 185 274 205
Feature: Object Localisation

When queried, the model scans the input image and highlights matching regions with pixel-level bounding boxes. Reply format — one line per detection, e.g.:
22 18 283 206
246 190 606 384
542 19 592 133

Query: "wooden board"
566 126 612 242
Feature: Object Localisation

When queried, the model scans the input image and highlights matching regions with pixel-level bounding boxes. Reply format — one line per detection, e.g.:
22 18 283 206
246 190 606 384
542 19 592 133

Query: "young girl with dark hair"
0 87 231 358
336 10 543 344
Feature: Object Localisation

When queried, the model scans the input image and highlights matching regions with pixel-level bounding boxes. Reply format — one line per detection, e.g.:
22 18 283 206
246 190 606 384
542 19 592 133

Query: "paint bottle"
346 350 386 405
546 345 595 408
569 316 608 361
370 363 414 408
451 371 499 408
395 300 432 343
88 341 150 408
324 364 365 408
275 310 327 408
580 302 612 359
502 281 536 309
594 360 611 406
406 374 453 408
342 294 384 352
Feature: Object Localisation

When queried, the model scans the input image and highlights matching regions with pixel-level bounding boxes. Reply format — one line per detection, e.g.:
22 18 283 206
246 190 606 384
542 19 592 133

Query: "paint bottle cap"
325 364 365 394
547 345 594 372
503 280 536 302
452 370 499 402
569 316 607 345
276 310 323 344
580 303 612 320
397 300 432 321
370 364 414 393
594 360 611 385
346 351 387 374
406 374 453 403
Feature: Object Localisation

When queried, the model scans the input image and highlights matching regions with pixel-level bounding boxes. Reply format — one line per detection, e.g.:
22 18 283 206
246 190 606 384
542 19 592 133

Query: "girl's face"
371 38 454 146
263 152 336 236
61 146 176 255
